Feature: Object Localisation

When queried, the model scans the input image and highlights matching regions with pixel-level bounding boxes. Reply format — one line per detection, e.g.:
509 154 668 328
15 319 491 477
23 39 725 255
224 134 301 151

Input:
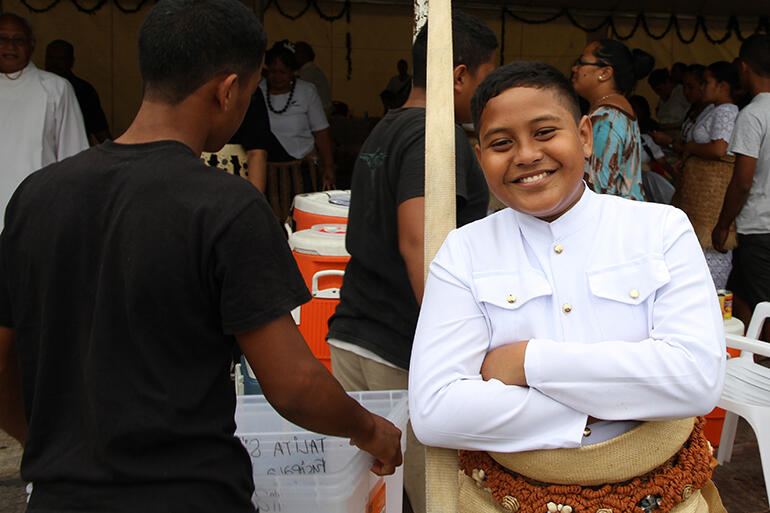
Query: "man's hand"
650 131 673 147
480 340 529 386
350 413 403 476
712 224 730 253
321 168 336 191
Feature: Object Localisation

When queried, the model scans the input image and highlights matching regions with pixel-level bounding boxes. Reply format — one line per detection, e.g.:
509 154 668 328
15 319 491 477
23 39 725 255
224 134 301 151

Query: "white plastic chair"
716 301 770 506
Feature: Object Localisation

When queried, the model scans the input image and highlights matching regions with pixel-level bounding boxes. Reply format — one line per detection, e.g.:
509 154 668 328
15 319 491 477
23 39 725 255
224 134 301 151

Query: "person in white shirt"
294 41 332 117
409 61 726 513
0 13 88 221
714 35 770 340
649 68 691 126
260 40 335 189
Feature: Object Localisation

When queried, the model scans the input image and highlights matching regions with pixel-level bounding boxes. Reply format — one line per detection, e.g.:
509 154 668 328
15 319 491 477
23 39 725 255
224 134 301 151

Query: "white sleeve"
728 108 761 158
524 208 726 421
409 233 588 452
642 134 665 160
56 80 88 160
304 82 329 132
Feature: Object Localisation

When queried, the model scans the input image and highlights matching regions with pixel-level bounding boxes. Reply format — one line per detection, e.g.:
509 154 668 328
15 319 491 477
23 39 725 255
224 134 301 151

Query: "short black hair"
265 40 298 70
594 39 654 96
46 39 74 58
685 64 707 83
471 61 581 135
294 41 314 62
739 34 770 78
648 68 670 88
707 60 741 98
412 10 498 89
138 0 266 104
671 62 687 77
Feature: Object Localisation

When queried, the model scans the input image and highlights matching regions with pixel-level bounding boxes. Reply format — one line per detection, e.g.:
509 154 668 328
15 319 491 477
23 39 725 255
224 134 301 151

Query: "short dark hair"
707 60 741 98
685 64 707 83
594 39 654 96
294 41 314 62
412 10 498 89
648 68 670 88
138 0 266 104
739 34 770 78
265 40 298 70
46 39 74 58
671 62 687 77
471 61 581 135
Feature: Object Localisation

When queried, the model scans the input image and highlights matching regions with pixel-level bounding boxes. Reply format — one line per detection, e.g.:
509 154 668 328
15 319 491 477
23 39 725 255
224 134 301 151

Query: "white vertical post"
418 0 460 512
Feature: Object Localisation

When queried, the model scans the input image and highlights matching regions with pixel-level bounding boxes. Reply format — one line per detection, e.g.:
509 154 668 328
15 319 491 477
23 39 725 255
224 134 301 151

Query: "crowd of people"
0 2 769 513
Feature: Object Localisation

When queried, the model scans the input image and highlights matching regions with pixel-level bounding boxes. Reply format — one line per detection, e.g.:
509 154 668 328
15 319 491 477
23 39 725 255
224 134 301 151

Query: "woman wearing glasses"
571 40 654 201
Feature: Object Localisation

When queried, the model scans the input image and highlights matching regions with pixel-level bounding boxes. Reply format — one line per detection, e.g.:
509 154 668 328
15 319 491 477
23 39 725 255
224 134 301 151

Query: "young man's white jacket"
409 186 726 452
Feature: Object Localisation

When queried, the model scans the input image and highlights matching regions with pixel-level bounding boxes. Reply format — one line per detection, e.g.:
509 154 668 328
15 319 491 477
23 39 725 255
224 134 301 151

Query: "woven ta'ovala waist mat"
459 417 713 513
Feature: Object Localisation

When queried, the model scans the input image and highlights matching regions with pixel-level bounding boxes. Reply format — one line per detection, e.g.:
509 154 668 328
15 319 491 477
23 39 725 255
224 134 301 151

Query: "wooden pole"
418 0 460 511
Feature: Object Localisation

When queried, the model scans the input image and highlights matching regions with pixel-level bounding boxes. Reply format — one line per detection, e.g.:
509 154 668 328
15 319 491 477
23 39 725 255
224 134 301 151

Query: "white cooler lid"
288 223 350 256
293 190 351 217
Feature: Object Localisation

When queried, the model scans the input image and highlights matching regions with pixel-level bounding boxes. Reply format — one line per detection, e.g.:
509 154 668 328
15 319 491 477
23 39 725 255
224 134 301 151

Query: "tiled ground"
1 419 767 513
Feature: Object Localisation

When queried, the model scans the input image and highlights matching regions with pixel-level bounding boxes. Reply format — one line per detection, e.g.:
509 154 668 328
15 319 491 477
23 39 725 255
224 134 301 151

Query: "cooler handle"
312 269 345 296
284 221 293 238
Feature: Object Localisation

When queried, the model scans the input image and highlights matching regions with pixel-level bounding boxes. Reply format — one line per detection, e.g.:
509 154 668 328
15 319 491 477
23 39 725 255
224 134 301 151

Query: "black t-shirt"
66 72 109 137
0 140 310 512
327 107 489 369
229 89 271 151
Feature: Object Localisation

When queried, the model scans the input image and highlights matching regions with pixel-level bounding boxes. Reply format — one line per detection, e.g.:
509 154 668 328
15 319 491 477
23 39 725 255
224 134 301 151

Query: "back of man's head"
294 41 315 64
647 68 670 88
138 0 266 104
412 10 497 89
740 34 770 78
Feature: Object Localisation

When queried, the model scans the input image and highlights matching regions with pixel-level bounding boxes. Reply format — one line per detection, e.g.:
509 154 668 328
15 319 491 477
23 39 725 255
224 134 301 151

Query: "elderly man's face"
0 17 33 74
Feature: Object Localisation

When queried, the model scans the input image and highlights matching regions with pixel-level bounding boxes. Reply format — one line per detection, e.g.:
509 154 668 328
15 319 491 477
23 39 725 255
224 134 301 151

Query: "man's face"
681 72 704 104
475 86 592 222
454 56 495 125
45 44 73 76
0 17 33 74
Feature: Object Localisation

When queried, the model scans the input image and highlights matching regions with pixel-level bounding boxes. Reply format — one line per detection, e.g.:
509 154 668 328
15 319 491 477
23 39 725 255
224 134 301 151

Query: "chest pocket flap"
587 255 670 305
474 271 552 310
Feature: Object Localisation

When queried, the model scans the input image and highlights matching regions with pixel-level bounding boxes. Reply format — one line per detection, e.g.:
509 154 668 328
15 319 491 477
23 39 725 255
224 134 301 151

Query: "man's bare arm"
245 149 267 193
712 154 757 252
0 327 25 445
397 196 425 304
236 314 402 475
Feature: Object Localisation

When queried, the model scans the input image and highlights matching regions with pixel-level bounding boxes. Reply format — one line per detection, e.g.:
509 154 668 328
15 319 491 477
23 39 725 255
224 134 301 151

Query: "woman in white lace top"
681 61 740 160
675 61 741 289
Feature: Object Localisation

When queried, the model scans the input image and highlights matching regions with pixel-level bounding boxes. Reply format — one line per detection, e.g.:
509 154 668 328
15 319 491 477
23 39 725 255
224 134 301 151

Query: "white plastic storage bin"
235 390 408 513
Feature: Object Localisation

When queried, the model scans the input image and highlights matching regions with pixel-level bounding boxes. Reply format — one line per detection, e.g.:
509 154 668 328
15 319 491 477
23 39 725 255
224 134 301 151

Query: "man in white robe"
0 13 88 221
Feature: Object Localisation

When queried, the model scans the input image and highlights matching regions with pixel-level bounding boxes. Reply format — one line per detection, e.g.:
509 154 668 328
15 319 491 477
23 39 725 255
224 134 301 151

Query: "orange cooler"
293 191 350 231
289 224 350 370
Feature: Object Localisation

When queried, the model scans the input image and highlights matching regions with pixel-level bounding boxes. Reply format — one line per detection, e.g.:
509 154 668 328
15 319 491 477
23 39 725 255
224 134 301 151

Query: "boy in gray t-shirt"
713 34 770 334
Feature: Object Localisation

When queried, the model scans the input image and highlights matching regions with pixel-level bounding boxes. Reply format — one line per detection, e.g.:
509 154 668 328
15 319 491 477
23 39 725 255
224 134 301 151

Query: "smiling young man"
0 13 87 223
409 62 726 513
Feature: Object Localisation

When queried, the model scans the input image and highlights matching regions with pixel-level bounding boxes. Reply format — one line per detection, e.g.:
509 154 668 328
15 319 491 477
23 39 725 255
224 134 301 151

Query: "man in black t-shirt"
0 1 402 512
45 39 112 144
326 11 497 513
227 88 271 192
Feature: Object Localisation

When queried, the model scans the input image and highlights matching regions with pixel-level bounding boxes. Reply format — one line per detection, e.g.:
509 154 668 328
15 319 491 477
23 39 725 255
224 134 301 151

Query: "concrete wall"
3 0 742 136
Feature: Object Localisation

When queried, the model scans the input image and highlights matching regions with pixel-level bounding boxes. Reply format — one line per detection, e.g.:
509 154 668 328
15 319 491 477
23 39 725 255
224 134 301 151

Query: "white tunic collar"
511 183 597 246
